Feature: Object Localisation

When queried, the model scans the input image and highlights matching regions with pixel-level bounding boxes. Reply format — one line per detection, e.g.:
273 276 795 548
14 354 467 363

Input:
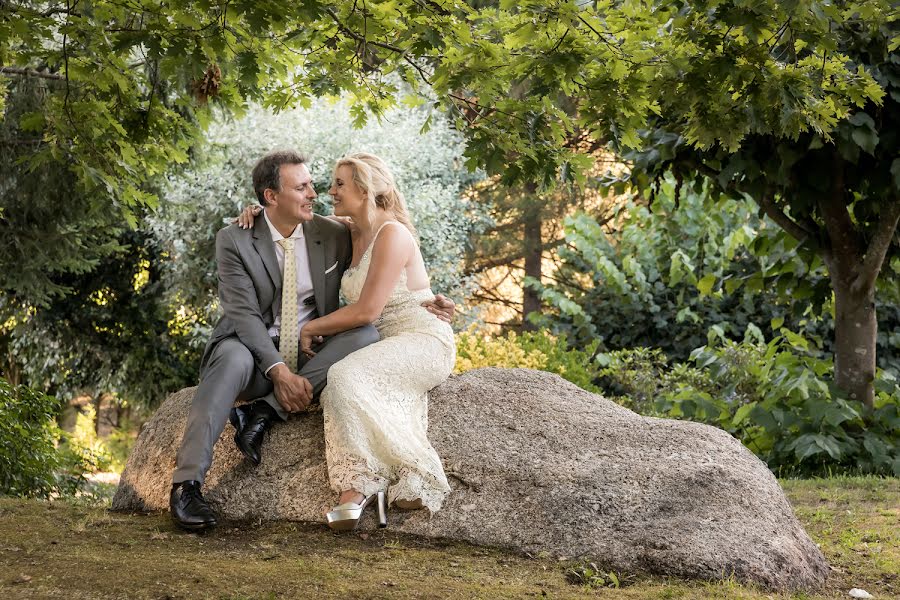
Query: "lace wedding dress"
321 222 455 513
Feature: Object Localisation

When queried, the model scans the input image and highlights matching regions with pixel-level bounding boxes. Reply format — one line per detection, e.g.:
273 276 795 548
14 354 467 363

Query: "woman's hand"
234 204 263 229
422 294 455 323
300 325 317 358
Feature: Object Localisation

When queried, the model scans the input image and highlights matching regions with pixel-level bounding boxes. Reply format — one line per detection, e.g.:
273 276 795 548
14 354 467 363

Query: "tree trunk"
831 270 877 406
93 393 104 435
817 153 880 407
756 152 898 408
522 185 542 331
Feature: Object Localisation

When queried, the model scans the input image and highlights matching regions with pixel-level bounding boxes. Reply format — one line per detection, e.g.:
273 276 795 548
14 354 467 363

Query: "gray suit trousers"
172 325 379 484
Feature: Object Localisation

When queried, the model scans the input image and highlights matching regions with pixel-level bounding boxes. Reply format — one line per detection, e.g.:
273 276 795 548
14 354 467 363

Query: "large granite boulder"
113 368 828 591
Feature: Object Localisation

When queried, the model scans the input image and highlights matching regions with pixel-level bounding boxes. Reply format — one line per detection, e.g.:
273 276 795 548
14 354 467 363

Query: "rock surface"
113 368 828 590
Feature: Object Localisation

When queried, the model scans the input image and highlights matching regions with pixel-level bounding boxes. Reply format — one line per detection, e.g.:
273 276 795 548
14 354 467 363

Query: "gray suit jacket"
199 212 353 375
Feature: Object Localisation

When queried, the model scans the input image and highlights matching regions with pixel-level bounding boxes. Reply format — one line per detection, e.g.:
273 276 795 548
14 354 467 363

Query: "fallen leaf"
358 533 370 540
13 574 32 584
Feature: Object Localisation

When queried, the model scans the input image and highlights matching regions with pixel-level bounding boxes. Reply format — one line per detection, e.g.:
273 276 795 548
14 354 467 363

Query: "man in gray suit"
170 150 454 530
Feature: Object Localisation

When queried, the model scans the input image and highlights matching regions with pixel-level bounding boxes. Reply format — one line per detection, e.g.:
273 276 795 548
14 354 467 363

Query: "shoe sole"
326 518 359 532
174 519 217 532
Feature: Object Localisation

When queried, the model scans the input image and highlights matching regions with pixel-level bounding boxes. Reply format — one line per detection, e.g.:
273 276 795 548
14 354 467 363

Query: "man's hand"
422 294 455 323
269 364 313 413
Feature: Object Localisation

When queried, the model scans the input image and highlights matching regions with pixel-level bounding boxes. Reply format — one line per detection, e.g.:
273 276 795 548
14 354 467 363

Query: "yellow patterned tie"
278 238 299 372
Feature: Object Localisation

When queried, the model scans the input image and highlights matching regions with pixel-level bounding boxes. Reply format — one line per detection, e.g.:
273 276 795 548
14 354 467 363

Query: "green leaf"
823 406 853 427
724 277 743 294
792 434 822 460
851 126 879 155
780 328 809 351
696 274 717 296
813 434 843 460
732 401 757 427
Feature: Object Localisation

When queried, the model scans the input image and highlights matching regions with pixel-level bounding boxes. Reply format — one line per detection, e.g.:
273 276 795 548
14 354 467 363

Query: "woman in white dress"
295 153 455 529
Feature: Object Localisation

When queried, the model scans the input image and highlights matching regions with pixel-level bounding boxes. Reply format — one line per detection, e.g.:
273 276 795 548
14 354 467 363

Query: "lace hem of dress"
328 456 389 499
388 467 450 514
329 456 450 514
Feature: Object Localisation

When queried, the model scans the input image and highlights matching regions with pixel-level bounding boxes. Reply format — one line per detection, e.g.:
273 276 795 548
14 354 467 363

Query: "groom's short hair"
252 150 308 205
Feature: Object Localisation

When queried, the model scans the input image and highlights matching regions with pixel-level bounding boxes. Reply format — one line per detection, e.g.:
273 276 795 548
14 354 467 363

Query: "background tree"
464 175 616 330
0 76 126 308
434 0 895 403
7 227 197 410
3 0 893 404
626 6 899 404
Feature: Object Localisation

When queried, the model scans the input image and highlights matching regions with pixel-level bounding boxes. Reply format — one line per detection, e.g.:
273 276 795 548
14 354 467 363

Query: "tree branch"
466 238 564 275
755 190 814 243
471 292 522 310
324 7 407 56
403 56 433 85
852 198 900 295
0 67 64 80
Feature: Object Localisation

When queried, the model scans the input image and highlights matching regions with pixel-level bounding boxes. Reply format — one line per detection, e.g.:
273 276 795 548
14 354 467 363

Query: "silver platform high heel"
326 490 387 531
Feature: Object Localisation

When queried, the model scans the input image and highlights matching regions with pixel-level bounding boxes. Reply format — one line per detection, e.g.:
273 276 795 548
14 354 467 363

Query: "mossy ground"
0 477 897 599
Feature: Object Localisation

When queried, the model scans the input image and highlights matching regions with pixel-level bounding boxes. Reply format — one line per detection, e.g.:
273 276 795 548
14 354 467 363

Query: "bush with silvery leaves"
151 98 487 342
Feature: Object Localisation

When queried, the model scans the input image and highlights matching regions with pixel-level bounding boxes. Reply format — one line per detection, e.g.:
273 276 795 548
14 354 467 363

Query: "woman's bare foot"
393 498 424 510
338 489 366 506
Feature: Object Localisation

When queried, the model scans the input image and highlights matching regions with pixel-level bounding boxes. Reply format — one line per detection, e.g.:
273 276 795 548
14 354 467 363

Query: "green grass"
0 477 897 599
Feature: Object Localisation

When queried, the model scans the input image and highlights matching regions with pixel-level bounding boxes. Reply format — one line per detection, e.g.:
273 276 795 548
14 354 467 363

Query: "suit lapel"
304 218 326 316
252 212 282 291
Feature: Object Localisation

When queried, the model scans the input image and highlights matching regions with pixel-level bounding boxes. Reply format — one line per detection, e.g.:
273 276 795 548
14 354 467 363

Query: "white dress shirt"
263 209 316 374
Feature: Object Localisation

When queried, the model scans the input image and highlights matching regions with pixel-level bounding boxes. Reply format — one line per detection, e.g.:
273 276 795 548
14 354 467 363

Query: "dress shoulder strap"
372 220 407 244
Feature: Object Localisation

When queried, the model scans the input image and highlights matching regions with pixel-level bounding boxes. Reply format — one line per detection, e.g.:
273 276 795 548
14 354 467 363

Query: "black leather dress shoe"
229 403 250 440
230 400 277 466
170 480 217 531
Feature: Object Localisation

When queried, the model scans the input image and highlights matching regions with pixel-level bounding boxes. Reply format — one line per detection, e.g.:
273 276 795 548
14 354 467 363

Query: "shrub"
0 379 92 498
63 405 114 473
455 330 602 393
1 379 63 497
597 327 900 477
533 180 900 376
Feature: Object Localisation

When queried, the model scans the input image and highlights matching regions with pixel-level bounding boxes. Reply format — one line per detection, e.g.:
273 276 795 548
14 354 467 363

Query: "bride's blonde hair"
333 153 417 239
